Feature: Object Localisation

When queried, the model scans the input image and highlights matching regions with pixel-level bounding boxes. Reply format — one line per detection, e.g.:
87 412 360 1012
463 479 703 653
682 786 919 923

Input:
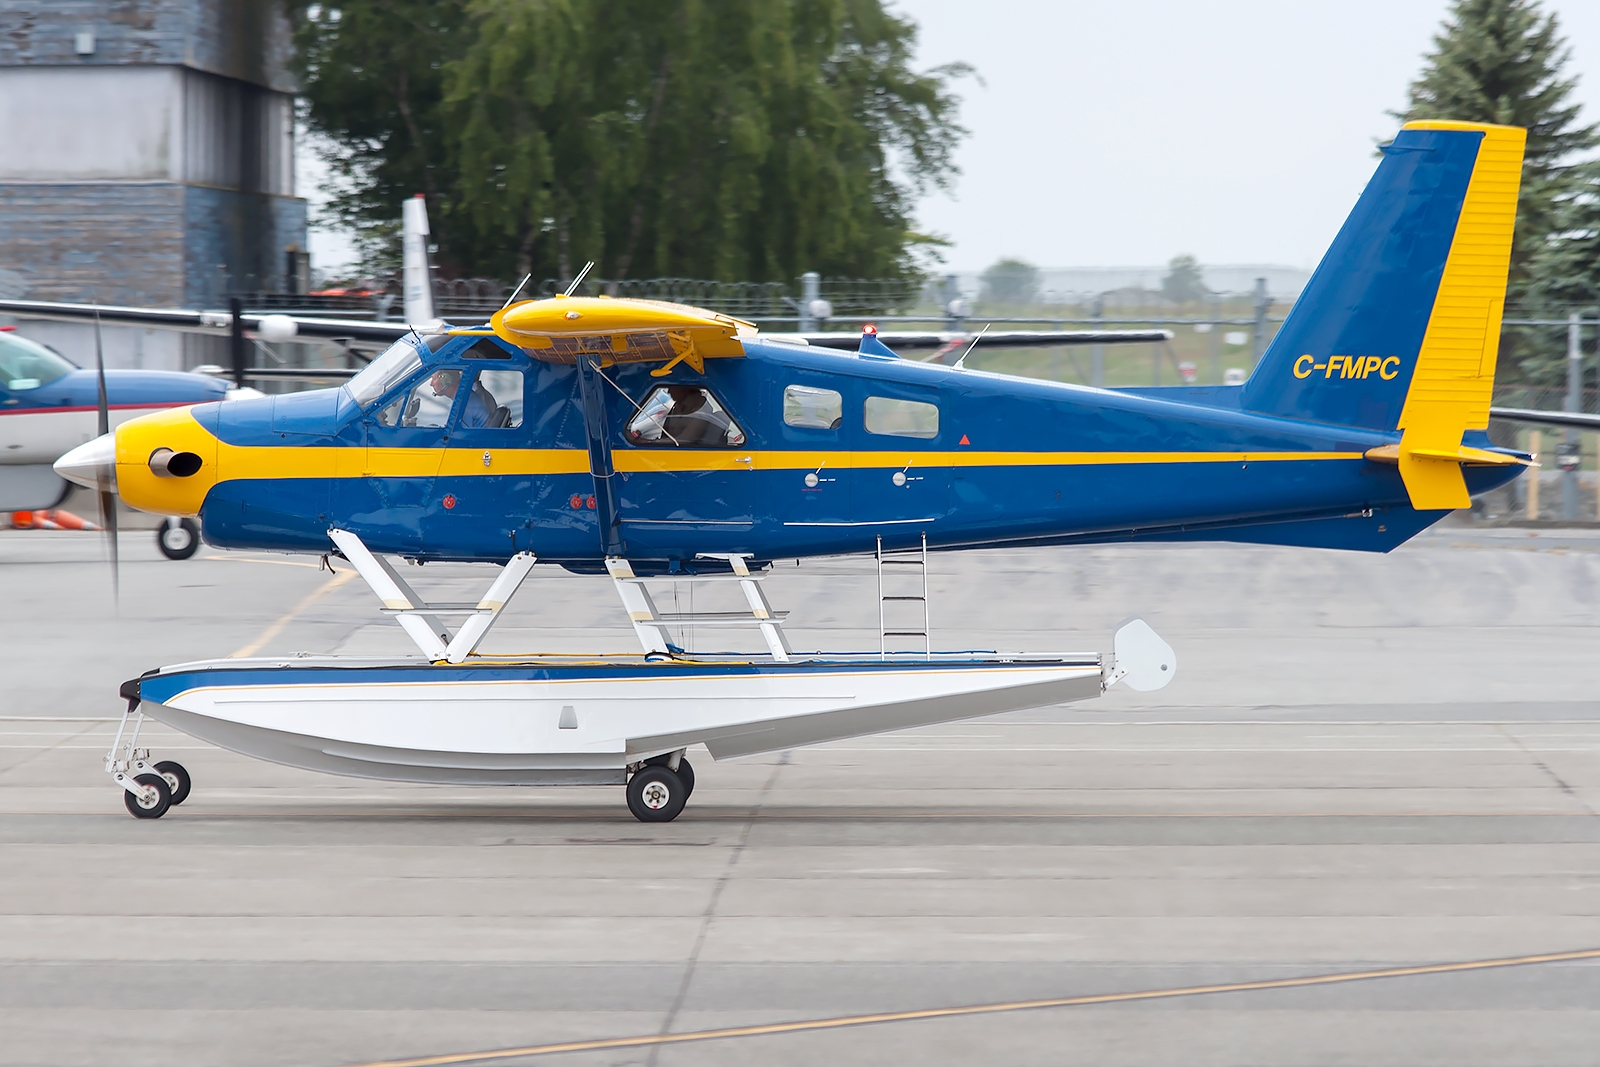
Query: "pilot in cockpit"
429 369 497 428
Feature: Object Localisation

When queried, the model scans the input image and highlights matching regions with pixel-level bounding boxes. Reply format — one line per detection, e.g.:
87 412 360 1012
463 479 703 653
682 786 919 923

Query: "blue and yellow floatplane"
56 121 1530 820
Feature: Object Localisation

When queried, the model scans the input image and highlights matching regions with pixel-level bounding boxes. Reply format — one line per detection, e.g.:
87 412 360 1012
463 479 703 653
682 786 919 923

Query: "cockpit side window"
0 332 76 391
459 369 523 428
626 385 746 447
376 371 452 428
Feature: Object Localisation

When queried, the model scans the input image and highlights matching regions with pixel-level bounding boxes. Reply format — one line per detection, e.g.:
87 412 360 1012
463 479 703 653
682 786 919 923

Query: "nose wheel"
156 517 201 560
106 704 190 819
123 773 172 819
154 760 192 805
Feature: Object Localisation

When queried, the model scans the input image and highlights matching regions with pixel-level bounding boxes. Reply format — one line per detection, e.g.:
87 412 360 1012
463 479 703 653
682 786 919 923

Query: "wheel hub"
641 782 671 809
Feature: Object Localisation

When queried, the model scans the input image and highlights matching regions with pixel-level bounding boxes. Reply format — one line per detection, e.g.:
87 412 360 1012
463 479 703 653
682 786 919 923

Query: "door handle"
735 455 754 464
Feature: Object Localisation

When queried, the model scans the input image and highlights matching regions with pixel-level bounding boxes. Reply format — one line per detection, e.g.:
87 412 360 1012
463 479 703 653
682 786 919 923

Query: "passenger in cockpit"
628 386 742 446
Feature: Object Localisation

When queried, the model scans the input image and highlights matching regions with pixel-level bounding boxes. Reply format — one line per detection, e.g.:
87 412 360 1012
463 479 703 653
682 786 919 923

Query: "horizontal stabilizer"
1363 443 1529 467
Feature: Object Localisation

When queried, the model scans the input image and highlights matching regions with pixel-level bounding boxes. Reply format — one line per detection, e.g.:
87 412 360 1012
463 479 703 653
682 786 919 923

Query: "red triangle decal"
959 434 970 445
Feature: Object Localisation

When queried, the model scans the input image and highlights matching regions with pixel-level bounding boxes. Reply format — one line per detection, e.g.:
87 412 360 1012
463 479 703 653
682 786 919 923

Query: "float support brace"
575 355 625 557
329 528 538 663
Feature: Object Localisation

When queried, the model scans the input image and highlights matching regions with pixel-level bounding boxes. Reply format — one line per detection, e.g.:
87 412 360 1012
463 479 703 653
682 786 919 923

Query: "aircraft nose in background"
55 433 117 491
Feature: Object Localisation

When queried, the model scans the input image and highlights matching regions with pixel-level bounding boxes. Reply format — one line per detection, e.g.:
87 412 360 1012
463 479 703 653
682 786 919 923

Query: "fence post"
1528 429 1542 520
1251 277 1269 367
798 272 820 331
1563 312 1582 519
1091 294 1105 388
1210 293 1222 384
229 295 245 390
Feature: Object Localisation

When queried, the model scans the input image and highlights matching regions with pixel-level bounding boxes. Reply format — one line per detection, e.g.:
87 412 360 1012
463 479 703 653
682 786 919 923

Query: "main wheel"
644 754 695 801
154 760 191 805
123 773 172 819
627 766 687 823
157 517 201 561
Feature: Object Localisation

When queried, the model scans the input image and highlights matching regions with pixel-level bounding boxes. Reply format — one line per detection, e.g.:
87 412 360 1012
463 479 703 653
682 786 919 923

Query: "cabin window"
783 385 842 429
465 337 513 359
864 396 938 439
627 385 746 447
465 369 524 428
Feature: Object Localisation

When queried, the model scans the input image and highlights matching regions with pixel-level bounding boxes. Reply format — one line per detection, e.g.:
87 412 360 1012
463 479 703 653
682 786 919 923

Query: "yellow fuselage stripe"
210 445 1364 480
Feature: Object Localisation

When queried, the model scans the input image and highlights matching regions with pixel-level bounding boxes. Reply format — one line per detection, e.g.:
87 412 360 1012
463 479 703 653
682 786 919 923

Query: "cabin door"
615 383 755 555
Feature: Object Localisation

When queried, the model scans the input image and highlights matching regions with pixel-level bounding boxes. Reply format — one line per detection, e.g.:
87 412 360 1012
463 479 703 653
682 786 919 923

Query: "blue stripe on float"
135 656 1097 702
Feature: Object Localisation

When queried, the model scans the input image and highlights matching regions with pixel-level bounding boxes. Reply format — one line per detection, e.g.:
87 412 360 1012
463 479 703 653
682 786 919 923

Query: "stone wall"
0 0 296 92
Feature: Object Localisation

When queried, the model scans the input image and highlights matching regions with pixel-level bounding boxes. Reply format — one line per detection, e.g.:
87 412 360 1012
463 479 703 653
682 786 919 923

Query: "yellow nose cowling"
113 407 219 517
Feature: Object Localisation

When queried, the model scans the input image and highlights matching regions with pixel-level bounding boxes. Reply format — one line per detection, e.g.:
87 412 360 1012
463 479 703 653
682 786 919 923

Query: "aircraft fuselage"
105 333 1518 568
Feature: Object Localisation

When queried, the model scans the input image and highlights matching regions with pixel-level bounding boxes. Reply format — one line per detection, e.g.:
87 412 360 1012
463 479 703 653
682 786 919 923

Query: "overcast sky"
896 0 1600 272
305 0 1600 277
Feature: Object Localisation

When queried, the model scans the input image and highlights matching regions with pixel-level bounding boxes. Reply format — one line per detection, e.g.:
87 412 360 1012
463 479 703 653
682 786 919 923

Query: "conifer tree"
1394 0 1597 309
1394 0 1598 382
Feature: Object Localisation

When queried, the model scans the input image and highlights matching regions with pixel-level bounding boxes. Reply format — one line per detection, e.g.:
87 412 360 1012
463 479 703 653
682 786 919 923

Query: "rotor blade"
98 487 119 607
1489 406 1600 430
789 329 1176 353
0 297 418 346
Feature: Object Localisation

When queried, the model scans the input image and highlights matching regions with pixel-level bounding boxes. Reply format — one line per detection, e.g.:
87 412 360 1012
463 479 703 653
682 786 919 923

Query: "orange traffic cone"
10 509 100 531
43 509 100 531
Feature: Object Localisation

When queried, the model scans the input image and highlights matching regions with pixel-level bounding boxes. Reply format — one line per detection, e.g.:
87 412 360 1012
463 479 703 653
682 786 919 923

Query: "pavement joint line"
201 554 327 569
0 808 1588 819
336 946 1600 1067
647 753 787 1067
1496 723 1597 817
0 720 104 779
230 568 357 658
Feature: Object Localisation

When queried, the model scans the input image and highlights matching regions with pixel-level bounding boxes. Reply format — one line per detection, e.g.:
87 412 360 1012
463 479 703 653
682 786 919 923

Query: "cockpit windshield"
344 337 424 409
0 331 76 391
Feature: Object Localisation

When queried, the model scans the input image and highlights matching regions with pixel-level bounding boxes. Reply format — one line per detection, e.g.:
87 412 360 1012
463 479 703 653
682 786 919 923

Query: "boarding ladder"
607 555 794 661
877 533 930 656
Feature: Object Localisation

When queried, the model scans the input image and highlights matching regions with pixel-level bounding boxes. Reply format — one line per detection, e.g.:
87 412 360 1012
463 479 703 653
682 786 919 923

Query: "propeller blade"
92 301 117 604
99 487 119 607
93 302 109 436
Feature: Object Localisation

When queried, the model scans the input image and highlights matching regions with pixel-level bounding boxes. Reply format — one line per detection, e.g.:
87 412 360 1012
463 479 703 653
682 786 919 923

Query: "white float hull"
130 654 1108 785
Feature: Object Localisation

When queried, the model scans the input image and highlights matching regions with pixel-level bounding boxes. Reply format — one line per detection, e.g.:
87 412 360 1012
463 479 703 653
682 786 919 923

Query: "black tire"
123 773 172 819
157 517 200 561
154 760 192 805
627 766 686 823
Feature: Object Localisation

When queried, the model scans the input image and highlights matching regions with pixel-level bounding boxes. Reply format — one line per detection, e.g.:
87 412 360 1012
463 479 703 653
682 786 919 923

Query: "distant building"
0 1 307 368
938 265 1313 308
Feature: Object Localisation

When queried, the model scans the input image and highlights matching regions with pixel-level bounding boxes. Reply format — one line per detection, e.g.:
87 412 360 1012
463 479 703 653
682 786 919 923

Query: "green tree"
290 2 473 274
1527 161 1600 309
1392 0 1597 309
978 258 1038 307
1161 254 1207 305
292 0 969 284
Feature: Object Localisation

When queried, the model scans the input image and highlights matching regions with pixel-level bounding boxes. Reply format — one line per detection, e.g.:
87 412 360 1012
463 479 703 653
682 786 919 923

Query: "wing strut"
575 355 626 557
